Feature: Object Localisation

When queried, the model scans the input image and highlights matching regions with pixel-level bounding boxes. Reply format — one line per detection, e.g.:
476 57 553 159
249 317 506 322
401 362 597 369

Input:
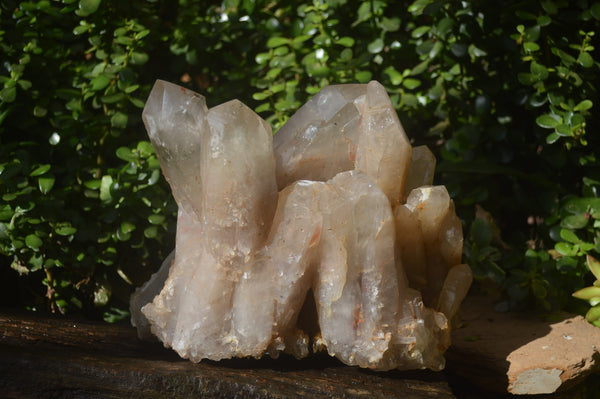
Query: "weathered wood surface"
0 310 454 399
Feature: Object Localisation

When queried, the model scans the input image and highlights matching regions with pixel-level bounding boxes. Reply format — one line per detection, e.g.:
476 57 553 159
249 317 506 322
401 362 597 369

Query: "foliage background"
0 0 599 321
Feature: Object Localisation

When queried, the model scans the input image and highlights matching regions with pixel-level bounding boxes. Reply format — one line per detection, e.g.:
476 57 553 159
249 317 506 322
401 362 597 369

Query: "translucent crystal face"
131 80 472 372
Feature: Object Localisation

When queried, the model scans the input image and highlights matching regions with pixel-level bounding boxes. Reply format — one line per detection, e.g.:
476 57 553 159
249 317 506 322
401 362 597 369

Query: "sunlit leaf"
586 305 600 322
574 100 593 112
367 38 384 54
587 255 600 281
25 234 43 250
336 37 355 47
38 175 55 194
30 164 51 177
55 225 77 236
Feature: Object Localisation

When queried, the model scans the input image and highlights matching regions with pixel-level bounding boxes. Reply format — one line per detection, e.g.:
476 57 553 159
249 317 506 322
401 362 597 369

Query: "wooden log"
0 310 455 398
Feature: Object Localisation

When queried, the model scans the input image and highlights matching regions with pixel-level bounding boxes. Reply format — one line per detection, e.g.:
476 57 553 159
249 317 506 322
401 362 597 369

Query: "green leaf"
574 100 593 112
435 17 454 37
103 307 130 323
101 93 126 103
555 241 577 256
540 0 558 14
116 228 131 241
111 112 128 128
354 70 372 83
120 221 135 234
148 214 165 225
560 228 581 244
574 286 600 300
470 218 493 247
468 44 487 57
535 114 560 128
115 36 134 46
380 17 400 32
17 80 32 91
586 305 600 322
577 52 593 68
25 234 43 250
411 60 429 76
131 52 149 65
73 24 89 35
354 1 371 25
546 131 560 144
147 169 160 185
517 73 536 85
274 100 294 111
144 226 158 238
55 225 77 236
100 175 113 202
429 41 443 59
0 87 17 103
33 106 47 117
523 42 540 52
530 62 548 79
270 83 285 93
30 164 51 177
563 197 600 215
384 67 402 85
137 141 154 157
129 97 145 108
265 67 282 79
76 0 101 16
537 15 552 26
255 103 270 113
254 52 271 66
124 84 139 94
552 47 577 66
531 279 547 299
292 35 312 45
402 78 421 90
252 91 271 101
367 38 384 54
555 124 572 136
135 29 150 40
116 147 136 162
38 175 55 194
336 37 355 47
560 214 589 229
84 179 101 189
411 26 430 38
587 255 600 281
450 43 467 57
266 37 289 48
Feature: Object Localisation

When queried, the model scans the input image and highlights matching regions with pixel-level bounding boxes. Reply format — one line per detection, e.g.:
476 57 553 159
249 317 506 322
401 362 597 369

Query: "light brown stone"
447 295 600 394
507 315 600 394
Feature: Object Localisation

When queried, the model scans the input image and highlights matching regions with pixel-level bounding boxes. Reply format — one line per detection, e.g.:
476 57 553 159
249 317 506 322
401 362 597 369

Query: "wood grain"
0 310 455 398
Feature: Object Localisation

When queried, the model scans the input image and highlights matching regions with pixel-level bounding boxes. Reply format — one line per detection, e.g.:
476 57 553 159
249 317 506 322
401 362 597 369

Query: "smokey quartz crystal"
130 80 472 371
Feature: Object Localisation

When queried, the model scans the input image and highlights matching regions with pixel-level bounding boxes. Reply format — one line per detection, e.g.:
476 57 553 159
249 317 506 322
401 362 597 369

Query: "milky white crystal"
130 79 472 371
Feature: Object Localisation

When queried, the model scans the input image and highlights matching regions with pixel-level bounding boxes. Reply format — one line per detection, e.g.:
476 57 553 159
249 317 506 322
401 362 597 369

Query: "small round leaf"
25 234 43 250
38 175 55 194
536 114 560 128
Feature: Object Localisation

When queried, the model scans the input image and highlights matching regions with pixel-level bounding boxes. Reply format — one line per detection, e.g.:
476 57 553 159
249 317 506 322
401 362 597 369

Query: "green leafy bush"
1 0 599 320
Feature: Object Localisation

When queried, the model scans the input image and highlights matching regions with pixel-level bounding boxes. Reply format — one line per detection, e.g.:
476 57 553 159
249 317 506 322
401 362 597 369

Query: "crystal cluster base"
130 80 472 371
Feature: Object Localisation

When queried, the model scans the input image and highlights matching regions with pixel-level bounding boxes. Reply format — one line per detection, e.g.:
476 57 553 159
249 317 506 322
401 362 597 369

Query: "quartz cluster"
130 80 472 371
